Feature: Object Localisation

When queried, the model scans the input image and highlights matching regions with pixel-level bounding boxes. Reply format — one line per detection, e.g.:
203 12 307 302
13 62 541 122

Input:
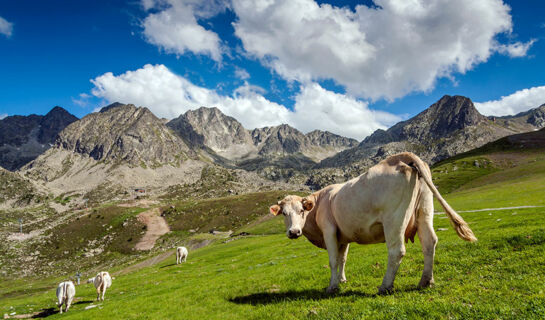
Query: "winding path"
135 208 170 251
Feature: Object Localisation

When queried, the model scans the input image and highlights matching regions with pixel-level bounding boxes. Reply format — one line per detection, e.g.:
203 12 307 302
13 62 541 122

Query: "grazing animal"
56 281 75 314
93 271 112 301
270 152 476 294
176 246 188 264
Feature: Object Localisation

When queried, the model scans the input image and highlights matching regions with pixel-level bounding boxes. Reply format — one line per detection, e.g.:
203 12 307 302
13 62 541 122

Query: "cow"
176 246 188 264
269 152 476 294
56 281 75 314
92 271 112 301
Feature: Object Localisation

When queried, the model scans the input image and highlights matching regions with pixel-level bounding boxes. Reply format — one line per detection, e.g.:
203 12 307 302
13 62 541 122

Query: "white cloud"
475 86 545 117
141 0 227 61
0 16 13 37
90 64 290 129
0 113 7 120
89 64 399 139
231 0 530 101
234 67 250 80
290 84 402 139
495 39 536 57
72 93 92 107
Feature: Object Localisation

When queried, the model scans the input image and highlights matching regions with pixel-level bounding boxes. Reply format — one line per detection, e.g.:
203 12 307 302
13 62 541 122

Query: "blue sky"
1 0 544 140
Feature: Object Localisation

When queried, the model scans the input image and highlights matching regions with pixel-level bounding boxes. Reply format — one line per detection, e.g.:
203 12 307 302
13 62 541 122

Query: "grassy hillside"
2 135 545 319
2 204 544 319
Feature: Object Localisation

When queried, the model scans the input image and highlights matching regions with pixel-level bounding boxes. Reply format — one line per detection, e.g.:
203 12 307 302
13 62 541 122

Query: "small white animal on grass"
92 271 112 301
176 246 188 264
56 281 75 314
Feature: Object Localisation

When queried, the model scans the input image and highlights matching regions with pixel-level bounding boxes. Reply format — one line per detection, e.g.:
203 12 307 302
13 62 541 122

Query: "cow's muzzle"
288 228 302 239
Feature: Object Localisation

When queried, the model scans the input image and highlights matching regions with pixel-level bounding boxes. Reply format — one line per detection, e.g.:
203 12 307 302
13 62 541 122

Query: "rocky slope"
21 103 205 197
168 107 357 164
168 107 256 160
57 103 193 165
0 106 78 170
319 95 544 169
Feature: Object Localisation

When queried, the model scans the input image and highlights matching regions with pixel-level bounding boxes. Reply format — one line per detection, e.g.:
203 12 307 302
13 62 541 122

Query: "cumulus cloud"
290 84 402 139
231 0 530 101
0 16 13 37
475 86 545 117
141 0 227 61
89 64 399 139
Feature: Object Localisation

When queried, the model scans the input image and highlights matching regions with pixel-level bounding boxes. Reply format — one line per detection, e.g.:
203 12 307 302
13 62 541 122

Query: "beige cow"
270 152 476 294
56 281 75 314
92 271 112 301
176 246 188 264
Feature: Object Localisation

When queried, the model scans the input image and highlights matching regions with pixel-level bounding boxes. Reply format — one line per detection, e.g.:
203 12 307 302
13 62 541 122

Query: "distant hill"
0 106 78 170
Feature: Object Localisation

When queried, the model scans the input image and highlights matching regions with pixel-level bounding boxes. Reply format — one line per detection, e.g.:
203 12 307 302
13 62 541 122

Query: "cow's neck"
302 193 326 249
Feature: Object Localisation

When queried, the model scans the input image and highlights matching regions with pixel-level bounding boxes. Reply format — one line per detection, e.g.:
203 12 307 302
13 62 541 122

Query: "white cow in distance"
270 152 476 294
176 246 188 264
92 271 112 301
56 281 75 314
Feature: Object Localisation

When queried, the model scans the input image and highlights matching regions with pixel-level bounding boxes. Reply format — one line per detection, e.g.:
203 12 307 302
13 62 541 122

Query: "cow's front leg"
324 228 340 293
338 243 349 283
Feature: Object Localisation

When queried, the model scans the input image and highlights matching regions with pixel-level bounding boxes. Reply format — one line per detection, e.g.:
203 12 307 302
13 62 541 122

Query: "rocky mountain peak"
57 103 193 165
99 102 126 113
168 106 256 160
0 106 78 171
39 106 79 144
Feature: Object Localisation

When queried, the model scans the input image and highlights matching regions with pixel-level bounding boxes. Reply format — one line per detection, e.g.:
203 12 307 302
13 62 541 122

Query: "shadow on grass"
229 289 374 305
31 301 94 318
229 286 425 305
31 307 57 318
159 263 177 269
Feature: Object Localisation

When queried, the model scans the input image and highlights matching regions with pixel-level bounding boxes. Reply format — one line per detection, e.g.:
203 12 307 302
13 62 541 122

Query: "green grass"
2 206 544 319
2 148 545 319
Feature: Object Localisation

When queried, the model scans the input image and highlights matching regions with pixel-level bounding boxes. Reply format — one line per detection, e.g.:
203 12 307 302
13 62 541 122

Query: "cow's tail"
408 155 477 242
63 282 68 303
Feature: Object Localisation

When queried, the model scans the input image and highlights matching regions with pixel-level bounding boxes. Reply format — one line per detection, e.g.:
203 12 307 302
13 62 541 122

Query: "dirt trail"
116 250 173 275
135 208 170 251
434 205 544 214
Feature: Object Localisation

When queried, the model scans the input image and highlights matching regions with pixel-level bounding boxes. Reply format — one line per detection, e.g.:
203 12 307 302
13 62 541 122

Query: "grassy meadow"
2 149 545 319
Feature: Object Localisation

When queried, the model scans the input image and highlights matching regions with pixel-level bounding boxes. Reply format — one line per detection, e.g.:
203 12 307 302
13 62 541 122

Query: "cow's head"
270 195 315 239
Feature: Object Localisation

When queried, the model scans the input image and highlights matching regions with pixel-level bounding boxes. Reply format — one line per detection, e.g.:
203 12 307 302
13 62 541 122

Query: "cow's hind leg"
66 296 73 312
338 244 349 283
417 190 437 288
379 201 416 294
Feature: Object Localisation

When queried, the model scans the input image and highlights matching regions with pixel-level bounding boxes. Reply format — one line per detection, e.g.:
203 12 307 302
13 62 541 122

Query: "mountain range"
2 94 544 201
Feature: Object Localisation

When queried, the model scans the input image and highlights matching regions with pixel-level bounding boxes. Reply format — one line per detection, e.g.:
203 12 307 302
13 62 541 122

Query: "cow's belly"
338 218 385 245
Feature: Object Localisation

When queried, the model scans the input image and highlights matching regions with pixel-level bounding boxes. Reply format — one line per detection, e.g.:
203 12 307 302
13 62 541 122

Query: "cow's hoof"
326 286 339 294
417 279 435 289
377 286 394 295
340 278 347 283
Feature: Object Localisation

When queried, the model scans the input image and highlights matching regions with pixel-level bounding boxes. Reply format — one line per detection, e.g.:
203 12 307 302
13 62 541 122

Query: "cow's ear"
270 204 282 216
302 197 314 211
